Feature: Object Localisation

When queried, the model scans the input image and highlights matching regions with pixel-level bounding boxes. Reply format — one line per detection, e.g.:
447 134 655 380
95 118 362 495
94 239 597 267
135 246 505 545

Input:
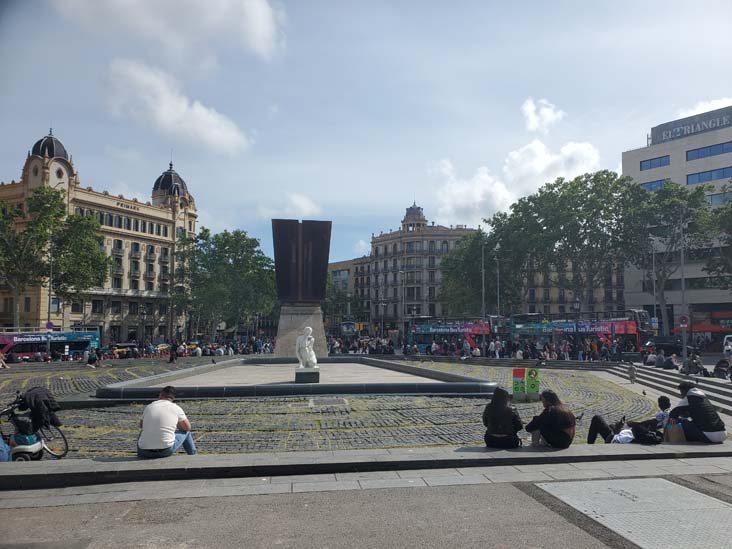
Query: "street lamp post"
140 308 147 347
399 270 405 343
481 241 486 358
495 243 501 316
680 213 688 368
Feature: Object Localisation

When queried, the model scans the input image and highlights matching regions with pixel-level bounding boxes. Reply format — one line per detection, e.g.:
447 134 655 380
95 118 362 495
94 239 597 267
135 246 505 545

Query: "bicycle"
0 391 69 460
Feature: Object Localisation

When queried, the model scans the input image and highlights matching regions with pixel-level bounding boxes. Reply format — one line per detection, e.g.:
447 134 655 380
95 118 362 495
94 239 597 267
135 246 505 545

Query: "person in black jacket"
670 381 726 443
482 387 523 448
525 390 576 449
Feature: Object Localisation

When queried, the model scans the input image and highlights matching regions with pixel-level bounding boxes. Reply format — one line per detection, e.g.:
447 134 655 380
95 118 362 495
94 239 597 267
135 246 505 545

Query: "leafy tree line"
441 170 726 336
174 228 276 341
0 186 109 328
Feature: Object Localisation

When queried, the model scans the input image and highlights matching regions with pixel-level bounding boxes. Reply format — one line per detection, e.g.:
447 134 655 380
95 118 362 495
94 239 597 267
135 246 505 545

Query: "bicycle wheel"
40 425 68 458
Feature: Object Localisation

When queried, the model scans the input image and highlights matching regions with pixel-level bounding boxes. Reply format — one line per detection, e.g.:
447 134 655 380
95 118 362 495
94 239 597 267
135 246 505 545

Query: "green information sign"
526 368 540 394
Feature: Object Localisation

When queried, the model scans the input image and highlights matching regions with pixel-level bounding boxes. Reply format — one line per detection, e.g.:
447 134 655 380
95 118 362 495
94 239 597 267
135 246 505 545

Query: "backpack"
631 425 662 445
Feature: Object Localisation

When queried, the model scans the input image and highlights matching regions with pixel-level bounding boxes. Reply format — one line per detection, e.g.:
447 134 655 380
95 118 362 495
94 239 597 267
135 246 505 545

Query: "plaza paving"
0 359 657 458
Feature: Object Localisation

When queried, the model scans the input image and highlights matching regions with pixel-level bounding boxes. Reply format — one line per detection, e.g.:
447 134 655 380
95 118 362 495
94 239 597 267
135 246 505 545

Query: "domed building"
0 131 197 345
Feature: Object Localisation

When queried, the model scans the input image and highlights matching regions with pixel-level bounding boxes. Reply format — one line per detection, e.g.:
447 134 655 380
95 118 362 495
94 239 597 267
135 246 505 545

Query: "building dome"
153 162 189 197
31 129 68 160
403 201 426 220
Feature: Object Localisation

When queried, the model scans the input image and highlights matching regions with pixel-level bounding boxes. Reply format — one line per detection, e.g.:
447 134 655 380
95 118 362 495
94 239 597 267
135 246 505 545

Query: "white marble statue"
295 326 318 369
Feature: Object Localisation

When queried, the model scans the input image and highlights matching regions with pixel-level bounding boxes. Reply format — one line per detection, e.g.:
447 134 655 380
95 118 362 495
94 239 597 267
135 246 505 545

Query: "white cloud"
354 239 370 255
433 139 600 228
434 159 514 229
502 139 600 195
257 192 323 219
106 59 250 154
51 0 285 67
521 97 566 133
678 98 732 118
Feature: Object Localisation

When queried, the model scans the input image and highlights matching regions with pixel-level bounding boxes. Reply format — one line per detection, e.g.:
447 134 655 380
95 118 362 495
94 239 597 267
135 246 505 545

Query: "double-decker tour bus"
411 320 491 354
508 309 652 352
0 330 101 362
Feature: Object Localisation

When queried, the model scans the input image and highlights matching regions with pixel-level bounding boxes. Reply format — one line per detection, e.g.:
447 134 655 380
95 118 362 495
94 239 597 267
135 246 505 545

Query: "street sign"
46 321 54 329
679 315 689 329
651 317 659 329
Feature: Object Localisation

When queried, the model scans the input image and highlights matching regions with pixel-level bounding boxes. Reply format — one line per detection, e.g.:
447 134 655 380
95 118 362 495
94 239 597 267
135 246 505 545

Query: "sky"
1 1 732 262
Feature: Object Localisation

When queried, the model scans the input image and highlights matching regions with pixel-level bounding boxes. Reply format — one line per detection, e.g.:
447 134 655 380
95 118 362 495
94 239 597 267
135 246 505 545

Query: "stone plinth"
295 368 320 383
274 304 328 358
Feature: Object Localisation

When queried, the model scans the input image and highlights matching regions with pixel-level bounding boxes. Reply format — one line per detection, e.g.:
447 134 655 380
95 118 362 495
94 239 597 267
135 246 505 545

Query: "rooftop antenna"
49 123 53 136
169 148 173 169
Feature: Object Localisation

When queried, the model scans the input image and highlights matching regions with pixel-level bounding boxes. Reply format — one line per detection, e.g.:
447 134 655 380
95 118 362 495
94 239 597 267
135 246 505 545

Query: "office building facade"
622 106 732 334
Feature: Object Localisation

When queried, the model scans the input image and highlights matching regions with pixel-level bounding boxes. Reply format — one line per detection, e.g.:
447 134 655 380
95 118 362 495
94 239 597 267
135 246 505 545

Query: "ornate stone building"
330 203 474 336
0 131 197 344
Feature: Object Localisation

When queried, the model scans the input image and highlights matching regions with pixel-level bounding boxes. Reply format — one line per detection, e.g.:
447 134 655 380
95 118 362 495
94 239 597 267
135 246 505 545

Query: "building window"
141 221 146 233
114 215 122 228
105 213 113 226
428 241 435 252
112 277 122 289
428 271 435 283
155 224 161 236
124 217 132 230
134 219 139 231
558 305 566 314
74 207 82 216
188 221 193 232
528 288 536 302
148 223 154 235
129 302 139 315
159 303 167 315
542 288 550 302
131 279 139 290
71 301 83 313
641 179 666 192
50 297 60 313
162 283 169 293
709 192 732 206
543 305 550 314
687 166 732 185
441 241 449 253
528 305 536 314
429 286 435 299
163 226 168 237
687 141 732 161
640 155 670 171
428 303 436 316
113 239 123 250
23 297 31 312
146 281 154 291
428 256 436 268
92 300 104 314
111 301 121 314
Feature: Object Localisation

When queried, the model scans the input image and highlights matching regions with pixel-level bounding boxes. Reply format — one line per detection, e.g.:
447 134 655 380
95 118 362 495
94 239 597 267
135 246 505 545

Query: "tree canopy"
174 228 276 341
0 186 109 327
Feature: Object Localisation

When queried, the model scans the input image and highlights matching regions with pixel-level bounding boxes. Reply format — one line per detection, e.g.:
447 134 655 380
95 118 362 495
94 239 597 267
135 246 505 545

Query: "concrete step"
607 366 732 418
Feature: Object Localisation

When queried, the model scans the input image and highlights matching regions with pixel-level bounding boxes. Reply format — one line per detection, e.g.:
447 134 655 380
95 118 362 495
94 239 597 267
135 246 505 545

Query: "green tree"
0 187 65 327
630 181 711 335
705 191 732 290
51 214 111 327
175 228 276 341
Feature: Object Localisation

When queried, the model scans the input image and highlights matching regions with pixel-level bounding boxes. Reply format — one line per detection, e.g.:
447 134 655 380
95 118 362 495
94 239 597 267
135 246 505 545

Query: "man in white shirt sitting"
137 386 197 459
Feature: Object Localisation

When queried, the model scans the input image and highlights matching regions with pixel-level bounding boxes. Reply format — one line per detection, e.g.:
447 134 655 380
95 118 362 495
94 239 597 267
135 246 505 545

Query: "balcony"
159 273 170 282
145 253 156 261
112 265 124 276
130 250 141 259
144 271 156 280
111 248 124 257
129 269 141 278
160 255 170 264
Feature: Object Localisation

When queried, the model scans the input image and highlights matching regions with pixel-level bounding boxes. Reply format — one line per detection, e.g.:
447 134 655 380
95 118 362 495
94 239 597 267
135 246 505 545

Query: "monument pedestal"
295 368 320 383
274 304 328 359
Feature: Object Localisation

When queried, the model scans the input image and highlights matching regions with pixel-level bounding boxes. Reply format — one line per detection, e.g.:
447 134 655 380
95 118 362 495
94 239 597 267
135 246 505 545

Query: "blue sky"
1 1 732 261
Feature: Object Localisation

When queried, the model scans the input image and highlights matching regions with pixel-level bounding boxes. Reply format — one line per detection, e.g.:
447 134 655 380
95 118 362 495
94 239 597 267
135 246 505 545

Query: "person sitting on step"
482 387 523 449
525 390 576 449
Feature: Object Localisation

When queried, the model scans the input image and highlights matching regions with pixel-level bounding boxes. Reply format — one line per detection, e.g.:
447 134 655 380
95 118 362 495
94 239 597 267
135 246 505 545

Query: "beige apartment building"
0 131 197 344
622 105 732 335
